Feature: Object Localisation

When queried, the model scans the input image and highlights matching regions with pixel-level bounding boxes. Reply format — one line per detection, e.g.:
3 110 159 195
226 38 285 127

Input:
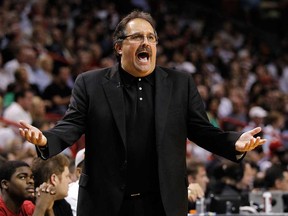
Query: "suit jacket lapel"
102 64 126 150
155 66 172 145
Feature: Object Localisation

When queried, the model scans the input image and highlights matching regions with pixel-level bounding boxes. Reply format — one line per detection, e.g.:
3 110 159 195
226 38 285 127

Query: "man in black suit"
19 10 266 216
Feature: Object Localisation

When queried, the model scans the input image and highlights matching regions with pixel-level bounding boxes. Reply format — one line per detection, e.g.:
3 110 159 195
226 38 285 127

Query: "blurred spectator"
263 164 288 212
196 84 209 108
0 126 16 157
1 89 37 164
209 161 250 207
46 26 73 67
238 160 259 192
0 160 55 215
168 51 196 74
269 142 288 171
72 48 100 79
222 88 247 131
187 160 210 212
264 111 285 155
6 66 40 97
242 106 267 139
211 83 232 119
206 97 221 128
246 146 272 172
264 164 288 191
0 52 11 93
279 54 288 94
30 96 46 124
42 65 72 115
65 148 85 216
34 54 54 93
3 89 34 127
32 154 73 216
3 45 38 84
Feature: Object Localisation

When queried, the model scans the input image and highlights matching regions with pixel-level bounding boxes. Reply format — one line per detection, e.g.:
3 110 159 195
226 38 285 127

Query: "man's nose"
27 177 34 184
142 35 149 44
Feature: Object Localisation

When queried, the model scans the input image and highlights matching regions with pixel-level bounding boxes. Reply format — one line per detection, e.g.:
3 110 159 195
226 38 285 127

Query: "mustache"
136 47 152 56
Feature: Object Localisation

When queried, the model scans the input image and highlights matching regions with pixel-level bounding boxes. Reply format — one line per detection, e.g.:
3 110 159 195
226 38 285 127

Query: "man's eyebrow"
16 172 29 176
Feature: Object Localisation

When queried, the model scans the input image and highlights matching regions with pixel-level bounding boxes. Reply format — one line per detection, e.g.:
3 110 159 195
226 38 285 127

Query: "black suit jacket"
41 64 242 216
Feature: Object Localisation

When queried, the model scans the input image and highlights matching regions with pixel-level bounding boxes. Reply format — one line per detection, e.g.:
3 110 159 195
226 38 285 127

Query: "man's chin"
136 66 155 76
26 194 35 201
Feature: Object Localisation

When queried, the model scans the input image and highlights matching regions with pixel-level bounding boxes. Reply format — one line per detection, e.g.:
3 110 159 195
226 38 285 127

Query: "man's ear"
1 180 8 190
49 174 58 186
187 175 195 184
114 43 122 55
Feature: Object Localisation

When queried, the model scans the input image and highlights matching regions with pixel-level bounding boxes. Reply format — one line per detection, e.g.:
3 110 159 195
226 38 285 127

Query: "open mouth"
137 51 150 63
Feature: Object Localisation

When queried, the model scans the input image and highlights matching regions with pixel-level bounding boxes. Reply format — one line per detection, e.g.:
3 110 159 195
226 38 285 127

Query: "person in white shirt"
65 148 85 216
3 89 33 126
4 45 37 84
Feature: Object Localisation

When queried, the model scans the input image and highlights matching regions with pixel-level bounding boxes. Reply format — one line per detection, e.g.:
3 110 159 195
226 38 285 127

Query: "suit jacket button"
120 184 126 190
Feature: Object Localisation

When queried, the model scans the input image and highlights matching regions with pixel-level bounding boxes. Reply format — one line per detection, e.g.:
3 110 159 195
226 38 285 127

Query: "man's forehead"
126 18 154 33
14 166 32 176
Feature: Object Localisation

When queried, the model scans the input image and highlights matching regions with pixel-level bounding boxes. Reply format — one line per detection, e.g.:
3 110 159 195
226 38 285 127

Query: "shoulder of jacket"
156 65 192 76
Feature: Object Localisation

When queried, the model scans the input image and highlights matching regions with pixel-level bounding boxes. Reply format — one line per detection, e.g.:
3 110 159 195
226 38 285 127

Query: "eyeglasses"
120 33 158 44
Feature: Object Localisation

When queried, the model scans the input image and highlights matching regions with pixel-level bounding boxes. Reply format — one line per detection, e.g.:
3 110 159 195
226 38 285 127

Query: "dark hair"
264 164 285 189
14 88 34 102
14 67 25 81
215 161 244 182
187 161 205 178
0 160 30 189
112 10 157 58
32 154 70 188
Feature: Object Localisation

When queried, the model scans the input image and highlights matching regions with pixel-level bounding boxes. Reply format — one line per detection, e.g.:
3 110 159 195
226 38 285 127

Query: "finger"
19 128 25 137
258 138 267 145
19 120 33 129
248 127 262 136
245 138 260 151
40 183 56 195
31 131 37 144
50 189 56 195
248 137 262 150
24 129 33 143
35 187 39 197
188 193 197 202
37 133 43 144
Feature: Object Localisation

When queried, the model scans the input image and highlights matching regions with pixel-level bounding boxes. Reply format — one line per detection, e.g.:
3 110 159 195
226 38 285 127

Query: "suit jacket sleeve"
186 74 243 162
40 74 88 158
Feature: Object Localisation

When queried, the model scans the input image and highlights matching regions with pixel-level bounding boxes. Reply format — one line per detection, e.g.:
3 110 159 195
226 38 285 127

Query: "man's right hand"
19 120 47 146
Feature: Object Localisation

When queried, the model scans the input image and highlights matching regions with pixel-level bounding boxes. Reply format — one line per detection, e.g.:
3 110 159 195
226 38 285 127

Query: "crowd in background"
1 0 288 214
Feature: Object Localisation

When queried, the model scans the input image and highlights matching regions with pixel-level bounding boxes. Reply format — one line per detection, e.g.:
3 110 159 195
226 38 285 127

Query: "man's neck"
120 65 154 78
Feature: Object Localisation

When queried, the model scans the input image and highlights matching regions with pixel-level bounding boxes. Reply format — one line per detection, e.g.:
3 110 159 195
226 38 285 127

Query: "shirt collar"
119 66 155 86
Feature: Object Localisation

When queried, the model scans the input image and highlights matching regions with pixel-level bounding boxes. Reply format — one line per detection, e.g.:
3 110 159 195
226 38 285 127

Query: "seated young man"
0 160 55 216
32 154 73 216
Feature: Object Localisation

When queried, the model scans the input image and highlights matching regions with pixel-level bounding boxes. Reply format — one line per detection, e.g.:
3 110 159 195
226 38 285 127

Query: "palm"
235 127 266 152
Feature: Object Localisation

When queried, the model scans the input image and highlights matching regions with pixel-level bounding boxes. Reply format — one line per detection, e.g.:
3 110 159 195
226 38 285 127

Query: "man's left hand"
235 127 266 152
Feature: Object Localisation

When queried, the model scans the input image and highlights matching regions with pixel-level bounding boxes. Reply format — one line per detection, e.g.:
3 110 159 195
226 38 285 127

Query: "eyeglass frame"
119 33 158 44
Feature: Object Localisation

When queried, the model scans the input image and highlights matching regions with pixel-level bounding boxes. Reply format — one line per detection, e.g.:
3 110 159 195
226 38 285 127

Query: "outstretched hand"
19 120 47 147
235 127 266 152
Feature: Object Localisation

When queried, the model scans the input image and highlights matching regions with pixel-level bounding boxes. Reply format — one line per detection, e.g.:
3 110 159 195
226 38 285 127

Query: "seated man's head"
0 160 35 202
32 154 71 200
187 160 209 193
264 164 288 191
